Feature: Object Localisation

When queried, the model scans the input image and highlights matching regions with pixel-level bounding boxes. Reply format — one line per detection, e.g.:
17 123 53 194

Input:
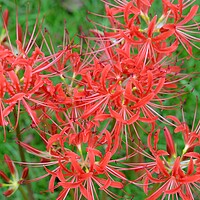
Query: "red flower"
162 5 200 56
129 123 200 199
17 121 128 200
0 155 29 197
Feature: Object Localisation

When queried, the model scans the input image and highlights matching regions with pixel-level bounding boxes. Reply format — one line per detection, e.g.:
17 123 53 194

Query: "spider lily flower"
80 1 190 134
0 155 29 197
166 110 200 155
0 8 79 132
89 0 200 62
17 121 131 200
77 45 184 141
128 121 200 200
162 4 200 56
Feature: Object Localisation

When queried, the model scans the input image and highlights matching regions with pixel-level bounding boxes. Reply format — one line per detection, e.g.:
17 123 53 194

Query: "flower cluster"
0 0 200 199
131 117 200 199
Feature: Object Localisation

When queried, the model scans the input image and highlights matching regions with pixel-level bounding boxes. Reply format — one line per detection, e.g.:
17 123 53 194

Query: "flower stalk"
13 107 35 200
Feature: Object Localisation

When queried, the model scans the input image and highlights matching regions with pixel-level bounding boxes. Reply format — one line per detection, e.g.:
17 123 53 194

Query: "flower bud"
164 127 176 158
0 170 10 183
21 167 29 180
4 155 15 175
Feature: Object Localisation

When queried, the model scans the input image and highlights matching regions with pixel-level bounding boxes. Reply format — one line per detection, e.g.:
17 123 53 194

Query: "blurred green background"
0 0 105 45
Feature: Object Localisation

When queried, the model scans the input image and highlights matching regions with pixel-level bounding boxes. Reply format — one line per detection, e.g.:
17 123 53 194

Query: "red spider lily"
0 9 59 131
82 1 188 132
16 120 134 200
0 155 29 197
77 46 182 136
166 112 200 154
0 18 80 131
0 45 45 127
127 122 200 199
162 4 200 56
89 0 199 61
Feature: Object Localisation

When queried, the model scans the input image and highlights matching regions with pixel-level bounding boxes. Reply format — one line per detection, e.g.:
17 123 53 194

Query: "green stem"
102 191 109 200
147 183 162 197
15 115 26 162
18 185 29 200
14 107 35 200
